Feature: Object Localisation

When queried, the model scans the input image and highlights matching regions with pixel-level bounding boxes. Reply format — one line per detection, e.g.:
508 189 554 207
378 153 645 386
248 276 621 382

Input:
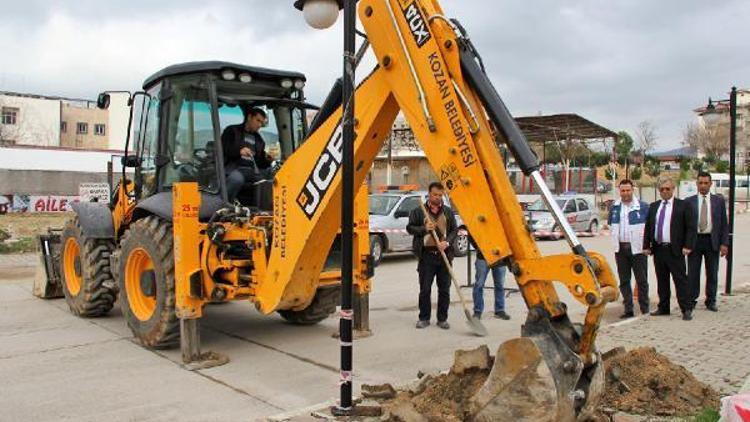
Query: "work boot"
619 311 635 319
706 303 719 312
436 321 450 330
415 320 429 329
650 309 670 316
682 310 693 321
494 311 511 320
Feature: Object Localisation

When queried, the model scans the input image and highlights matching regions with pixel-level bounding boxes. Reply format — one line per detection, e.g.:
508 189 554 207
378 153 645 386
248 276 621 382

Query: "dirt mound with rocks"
600 346 720 417
363 345 719 421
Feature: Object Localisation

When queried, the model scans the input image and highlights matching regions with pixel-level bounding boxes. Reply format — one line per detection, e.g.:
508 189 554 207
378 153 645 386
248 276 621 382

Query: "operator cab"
101 61 315 219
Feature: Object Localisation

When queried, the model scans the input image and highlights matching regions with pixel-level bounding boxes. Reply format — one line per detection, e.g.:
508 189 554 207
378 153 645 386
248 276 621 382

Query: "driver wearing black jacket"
222 107 274 202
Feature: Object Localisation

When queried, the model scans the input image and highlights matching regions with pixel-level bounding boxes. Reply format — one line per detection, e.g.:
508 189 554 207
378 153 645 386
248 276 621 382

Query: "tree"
715 160 729 173
644 158 662 197
615 131 635 164
630 166 642 181
691 158 704 173
635 120 658 155
683 122 729 160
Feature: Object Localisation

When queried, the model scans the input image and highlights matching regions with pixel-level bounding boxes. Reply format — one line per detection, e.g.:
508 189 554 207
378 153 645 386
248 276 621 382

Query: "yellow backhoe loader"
36 1 618 419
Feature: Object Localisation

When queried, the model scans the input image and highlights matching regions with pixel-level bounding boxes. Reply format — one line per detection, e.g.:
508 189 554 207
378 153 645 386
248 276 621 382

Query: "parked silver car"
369 190 468 266
527 195 599 239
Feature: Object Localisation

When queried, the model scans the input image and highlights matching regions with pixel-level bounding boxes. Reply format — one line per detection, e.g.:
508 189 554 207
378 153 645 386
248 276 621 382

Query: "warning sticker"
438 163 460 190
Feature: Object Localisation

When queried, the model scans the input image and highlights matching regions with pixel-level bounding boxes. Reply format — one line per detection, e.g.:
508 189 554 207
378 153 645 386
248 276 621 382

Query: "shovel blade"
464 309 488 337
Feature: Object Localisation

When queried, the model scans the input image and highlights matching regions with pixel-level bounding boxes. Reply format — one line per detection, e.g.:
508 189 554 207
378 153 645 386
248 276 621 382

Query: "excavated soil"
373 346 719 421
409 369 490 421
600 346 720 417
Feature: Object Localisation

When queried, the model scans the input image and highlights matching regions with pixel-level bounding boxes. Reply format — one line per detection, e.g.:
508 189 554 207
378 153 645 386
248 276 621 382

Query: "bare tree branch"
635 120 658 154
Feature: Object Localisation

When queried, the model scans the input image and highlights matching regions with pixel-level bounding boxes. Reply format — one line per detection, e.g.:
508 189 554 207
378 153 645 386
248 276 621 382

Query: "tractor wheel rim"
63 238 82 296
125 247 157 321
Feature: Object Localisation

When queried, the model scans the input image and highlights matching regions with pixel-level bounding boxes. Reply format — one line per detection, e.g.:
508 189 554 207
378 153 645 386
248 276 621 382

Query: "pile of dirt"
599 346 720 417
409 368 489 421
365 345 719 421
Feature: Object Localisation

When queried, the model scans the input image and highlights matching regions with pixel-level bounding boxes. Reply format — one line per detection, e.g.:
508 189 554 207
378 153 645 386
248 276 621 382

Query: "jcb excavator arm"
258 1 617 417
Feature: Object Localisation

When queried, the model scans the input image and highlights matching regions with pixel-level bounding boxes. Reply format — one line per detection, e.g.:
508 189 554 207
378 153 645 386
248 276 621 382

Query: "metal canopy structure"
514 113 618 144
382 113 618 155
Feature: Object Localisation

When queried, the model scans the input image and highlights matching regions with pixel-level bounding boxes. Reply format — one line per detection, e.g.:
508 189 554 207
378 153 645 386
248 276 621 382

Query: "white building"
0 92 61 147
0 91 129 150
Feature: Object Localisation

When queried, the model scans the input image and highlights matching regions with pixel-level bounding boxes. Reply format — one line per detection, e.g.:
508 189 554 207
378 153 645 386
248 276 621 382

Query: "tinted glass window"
576 199 589 211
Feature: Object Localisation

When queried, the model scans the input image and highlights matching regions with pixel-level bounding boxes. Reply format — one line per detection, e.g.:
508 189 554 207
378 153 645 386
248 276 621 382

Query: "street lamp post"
294 0 357 415
703 87 738 295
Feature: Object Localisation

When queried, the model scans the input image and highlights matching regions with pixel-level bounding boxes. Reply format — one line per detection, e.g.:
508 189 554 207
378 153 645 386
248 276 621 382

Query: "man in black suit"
643 176 697 320
687 172 729 312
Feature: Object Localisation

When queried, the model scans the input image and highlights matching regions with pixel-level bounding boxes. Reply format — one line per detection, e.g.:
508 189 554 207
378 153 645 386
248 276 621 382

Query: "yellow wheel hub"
125 248 157 321
63 238 82 296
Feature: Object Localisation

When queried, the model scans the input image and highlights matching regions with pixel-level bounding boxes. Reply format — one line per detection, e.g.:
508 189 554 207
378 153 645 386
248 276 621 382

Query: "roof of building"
514 114 619 144
142 61 306 89
0 91 95 107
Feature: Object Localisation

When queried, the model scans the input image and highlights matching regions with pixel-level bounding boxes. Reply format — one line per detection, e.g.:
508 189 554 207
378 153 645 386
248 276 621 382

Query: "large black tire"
278 286 340 325
59 217 117 317
118 216 179 349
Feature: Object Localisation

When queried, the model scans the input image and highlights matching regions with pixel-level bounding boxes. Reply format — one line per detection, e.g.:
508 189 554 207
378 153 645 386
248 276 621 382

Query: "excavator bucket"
469 313 604 422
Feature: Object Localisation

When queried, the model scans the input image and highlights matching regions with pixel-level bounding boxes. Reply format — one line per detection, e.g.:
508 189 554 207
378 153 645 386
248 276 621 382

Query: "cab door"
575 198 592 231
563 199 579 231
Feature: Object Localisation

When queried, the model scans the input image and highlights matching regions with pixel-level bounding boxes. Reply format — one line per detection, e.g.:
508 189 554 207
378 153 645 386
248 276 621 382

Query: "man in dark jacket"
222 107 274 202
643 176 697 320
686 172 729 312
406 182 458 330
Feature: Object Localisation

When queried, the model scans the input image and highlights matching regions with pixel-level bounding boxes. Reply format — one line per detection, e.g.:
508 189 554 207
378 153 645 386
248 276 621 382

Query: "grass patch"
693 408 720 422
0 237 36 254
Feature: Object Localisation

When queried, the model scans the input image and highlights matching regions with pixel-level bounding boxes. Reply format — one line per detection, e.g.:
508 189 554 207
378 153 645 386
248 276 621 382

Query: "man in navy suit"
643 176 697 320
687 172 729 312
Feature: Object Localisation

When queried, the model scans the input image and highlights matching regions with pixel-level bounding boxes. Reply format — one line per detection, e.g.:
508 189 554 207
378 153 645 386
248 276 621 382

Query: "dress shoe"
619 311 635 319
473 313 482 320
494 311 511 320
650 309 670 316
682 310 693 321
706 304 719 312
436 321 450 330
415 320 429 329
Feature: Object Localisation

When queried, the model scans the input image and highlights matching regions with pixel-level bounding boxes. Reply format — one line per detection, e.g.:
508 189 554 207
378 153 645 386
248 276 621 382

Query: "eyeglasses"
659 187 673 192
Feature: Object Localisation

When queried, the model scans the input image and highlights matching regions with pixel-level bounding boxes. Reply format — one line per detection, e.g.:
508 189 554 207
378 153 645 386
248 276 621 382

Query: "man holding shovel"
407 182 458 329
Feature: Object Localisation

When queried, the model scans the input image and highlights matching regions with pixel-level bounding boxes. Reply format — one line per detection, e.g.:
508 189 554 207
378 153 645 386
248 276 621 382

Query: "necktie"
699 195 708 233
656 200 667 243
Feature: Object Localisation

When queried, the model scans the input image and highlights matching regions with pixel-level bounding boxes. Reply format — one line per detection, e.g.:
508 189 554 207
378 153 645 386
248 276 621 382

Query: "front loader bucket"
33 230 64 299
469 314 605 422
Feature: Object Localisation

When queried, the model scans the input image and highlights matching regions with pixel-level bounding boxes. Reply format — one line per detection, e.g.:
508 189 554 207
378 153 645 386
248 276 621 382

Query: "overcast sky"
1 0 748 150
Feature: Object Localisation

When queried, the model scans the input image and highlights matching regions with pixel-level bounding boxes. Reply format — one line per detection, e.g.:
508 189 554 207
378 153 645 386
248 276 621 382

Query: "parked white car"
369 190 468 266
527 195 599 239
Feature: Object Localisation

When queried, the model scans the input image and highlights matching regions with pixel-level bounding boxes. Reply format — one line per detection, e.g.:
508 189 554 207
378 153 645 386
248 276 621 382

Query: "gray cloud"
1 0 748 150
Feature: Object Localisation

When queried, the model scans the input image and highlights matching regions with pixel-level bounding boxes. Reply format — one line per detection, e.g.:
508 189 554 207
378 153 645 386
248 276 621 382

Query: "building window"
61 121 67 133
1 107 18 125
94 123 106 136
77 122 88 134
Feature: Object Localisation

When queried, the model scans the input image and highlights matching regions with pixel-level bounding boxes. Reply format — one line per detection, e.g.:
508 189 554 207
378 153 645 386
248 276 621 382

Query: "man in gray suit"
687 172 729 312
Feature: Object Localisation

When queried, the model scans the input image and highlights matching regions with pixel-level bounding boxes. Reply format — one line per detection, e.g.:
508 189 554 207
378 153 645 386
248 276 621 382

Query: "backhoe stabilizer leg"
353 290 372 336
179 318 229 370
